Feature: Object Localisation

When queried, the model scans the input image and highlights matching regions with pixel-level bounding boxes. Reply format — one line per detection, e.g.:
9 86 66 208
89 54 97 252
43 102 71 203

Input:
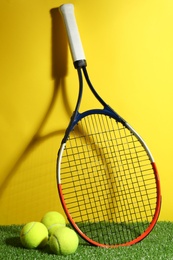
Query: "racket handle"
59 4 86 68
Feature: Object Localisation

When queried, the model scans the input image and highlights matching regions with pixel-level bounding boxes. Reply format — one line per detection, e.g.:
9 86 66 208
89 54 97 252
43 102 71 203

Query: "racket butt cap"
74 59 87 69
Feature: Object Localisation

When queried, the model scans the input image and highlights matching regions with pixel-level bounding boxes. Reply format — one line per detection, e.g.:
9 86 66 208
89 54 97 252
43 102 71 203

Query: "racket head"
57 108 161 248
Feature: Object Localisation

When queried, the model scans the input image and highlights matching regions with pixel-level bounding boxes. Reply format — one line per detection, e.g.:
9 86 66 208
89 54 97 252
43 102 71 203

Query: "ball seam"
52 233 62 255
21 222 36 236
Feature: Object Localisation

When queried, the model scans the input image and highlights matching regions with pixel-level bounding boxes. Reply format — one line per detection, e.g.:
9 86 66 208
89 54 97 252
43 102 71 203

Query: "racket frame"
57 3 161 248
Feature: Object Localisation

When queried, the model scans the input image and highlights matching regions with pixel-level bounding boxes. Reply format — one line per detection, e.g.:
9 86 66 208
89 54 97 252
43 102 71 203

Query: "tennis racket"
57 3 161 248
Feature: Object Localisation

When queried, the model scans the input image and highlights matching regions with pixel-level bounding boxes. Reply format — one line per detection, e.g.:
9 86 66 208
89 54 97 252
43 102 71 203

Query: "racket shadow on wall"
0 9 73 217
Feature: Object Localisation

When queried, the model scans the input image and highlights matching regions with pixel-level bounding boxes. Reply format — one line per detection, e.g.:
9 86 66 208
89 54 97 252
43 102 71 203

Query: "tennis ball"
20 222 48 249
41 211 66 235
49 226 79 255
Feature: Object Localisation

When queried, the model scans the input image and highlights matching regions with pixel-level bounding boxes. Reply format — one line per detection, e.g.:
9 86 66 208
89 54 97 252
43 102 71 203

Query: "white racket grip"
59 4 86 68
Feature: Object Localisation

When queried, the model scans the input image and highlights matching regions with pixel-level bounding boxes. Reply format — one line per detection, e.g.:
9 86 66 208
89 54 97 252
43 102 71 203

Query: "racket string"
121 124 156 220
118 126 148 223
60 114 158 245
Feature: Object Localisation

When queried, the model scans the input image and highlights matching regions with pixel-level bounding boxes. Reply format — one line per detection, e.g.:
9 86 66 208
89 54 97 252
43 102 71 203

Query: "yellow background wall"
0 0 172 224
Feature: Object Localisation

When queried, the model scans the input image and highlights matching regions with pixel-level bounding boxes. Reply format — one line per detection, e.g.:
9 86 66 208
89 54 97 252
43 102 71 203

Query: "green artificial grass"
0 222 173 259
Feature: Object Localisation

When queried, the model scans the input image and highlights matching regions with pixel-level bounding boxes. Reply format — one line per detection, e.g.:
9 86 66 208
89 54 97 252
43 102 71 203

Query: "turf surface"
0 222 173 259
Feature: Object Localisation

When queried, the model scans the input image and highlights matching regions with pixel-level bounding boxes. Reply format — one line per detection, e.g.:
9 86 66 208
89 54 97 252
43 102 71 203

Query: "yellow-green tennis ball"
41 211 66 235
49 226 79 255
20 222 48 249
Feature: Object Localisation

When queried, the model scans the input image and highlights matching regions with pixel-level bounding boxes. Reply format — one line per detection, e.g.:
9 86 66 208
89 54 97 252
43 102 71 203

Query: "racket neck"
82 66 107 108
62 68 83 142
